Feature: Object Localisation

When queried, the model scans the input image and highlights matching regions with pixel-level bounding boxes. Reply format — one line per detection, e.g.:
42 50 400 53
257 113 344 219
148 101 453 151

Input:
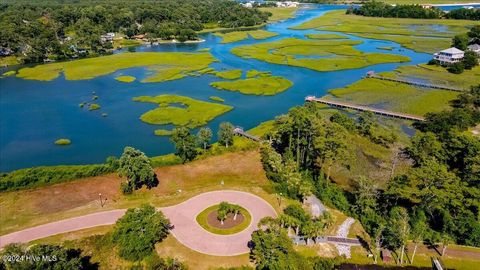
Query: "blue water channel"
0 4 438 171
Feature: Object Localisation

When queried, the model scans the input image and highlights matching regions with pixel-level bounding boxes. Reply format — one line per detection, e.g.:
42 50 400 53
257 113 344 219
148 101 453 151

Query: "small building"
276 1 299 8
434 47 464 64
100 32 115 43
467 44 480 56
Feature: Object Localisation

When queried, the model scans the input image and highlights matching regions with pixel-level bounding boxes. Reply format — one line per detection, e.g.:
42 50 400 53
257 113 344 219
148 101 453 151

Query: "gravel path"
335 217 355 258
0 190 276 256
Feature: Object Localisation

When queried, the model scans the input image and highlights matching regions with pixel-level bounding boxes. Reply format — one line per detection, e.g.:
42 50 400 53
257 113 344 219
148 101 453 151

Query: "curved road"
0 190 276 256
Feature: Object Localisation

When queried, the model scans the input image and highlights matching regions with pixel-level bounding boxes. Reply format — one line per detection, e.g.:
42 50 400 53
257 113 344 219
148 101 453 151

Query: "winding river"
0 4 445 171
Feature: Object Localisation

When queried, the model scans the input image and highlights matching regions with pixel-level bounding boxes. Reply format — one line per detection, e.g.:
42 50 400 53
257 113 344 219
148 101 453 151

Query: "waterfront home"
468 44 480 56
276 1 299 8
100 32 115 43
433 47 464 64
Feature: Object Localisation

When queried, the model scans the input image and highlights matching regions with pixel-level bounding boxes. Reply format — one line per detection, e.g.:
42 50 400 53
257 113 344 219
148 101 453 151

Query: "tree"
112 204 170 261
440 233 453 257
197 127 212 150
218 122 234 148
0 243 96 269
383 207 410 265
410 210 428 264
118 146 158 194
447 62 464 74
352 176 379 215
463 50 479 70
171 127 198 163
452 34 469 50
313 120 349 181
249 229 306 269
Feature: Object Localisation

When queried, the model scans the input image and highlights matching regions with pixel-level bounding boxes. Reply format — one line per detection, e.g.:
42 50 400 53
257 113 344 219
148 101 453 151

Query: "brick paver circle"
0 190 277 256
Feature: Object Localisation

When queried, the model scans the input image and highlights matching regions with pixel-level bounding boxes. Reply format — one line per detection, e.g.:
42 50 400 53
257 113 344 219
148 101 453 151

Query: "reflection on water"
0 4 433 171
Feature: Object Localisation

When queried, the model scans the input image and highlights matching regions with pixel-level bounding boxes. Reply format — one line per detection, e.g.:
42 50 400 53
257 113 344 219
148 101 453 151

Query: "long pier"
305 96 425 122
233 127 262 142
366 73 464 92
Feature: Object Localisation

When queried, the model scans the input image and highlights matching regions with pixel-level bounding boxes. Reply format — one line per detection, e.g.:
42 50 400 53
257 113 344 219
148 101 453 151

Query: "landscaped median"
196 203 252 235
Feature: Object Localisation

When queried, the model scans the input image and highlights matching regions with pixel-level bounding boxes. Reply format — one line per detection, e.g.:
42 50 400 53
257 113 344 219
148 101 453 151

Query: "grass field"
327 78 458 116
349 243 480 270
133 95 233 129
231 37 410 72
259 7 298 22
0 150 278 235
214 30 278 43
15 52 216 82
215 69 243 80
210 75 293 95
292 10 478 53
114 75 136 83
195 204 252 235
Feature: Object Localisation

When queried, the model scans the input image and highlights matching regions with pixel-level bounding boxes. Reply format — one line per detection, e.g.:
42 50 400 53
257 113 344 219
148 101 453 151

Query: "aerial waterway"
0 4 443 171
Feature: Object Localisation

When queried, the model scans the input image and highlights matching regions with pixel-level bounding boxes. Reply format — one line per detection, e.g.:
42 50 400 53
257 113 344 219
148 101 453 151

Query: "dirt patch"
207 210 244 229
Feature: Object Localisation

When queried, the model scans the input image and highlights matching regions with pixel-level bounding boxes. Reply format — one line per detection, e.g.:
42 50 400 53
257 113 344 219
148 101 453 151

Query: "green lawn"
115 75 136 83
195 204 252 235
133 94 233 129
210 75 293 95
16 52 216 82
214 30 278 43
292 10 478 53
231 37 410 72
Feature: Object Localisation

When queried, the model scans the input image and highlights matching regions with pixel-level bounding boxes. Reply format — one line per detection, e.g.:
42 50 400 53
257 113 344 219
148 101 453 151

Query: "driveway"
0 190 276 256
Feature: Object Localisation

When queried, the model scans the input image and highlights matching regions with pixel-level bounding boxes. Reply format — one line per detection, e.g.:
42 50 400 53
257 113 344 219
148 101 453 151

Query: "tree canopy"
112 204 171 261
117 146 158 194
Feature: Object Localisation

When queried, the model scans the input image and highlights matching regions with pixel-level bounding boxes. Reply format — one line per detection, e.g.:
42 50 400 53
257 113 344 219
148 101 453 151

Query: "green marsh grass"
16 52 216 82
133 95 233 128
210 75 293 95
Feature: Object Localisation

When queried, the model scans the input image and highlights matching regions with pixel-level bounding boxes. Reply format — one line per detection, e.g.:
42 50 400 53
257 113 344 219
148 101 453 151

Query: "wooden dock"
305 96 425 122
233 127 262 142
366 73 463 92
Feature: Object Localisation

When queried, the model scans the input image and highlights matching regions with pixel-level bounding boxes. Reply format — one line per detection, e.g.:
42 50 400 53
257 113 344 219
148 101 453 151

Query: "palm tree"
258 216 281 232
231 205 241 220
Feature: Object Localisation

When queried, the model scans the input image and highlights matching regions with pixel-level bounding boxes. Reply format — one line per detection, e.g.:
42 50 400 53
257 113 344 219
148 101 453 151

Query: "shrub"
447 62 465 74
0 158 117 192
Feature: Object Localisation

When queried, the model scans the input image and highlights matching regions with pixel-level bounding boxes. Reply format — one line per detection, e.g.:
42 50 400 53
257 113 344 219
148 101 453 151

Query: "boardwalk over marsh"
305 96 425 122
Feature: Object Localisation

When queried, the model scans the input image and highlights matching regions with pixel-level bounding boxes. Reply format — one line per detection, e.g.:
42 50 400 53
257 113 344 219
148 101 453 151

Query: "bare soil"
207 210 244 229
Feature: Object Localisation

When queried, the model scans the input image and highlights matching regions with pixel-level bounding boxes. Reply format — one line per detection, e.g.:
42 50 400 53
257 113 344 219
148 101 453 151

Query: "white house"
100 32 115 43
276 1 299 8
467 44 480 56
433 47 464 64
